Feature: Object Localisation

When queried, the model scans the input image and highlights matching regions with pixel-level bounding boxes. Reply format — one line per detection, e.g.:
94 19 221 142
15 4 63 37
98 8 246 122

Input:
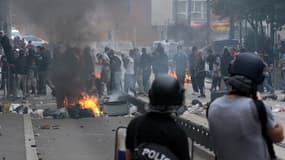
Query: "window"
191 0 207 21
194 1 202 12
177 1 187 14
176 13 187 22
192 13 202 20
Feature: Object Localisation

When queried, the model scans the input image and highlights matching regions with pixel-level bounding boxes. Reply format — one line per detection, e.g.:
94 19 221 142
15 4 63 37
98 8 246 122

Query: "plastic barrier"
114 127 127 160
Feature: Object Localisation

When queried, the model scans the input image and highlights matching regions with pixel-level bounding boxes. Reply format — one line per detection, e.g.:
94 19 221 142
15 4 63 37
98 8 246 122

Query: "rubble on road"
39 124 50 130
67 105 94 119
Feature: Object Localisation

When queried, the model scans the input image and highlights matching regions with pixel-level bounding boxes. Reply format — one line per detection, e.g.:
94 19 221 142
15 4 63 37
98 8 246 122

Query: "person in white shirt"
123 51 135 95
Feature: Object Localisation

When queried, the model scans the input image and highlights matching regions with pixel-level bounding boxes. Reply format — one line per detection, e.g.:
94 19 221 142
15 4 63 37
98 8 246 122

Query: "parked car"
200 39 239 55
11 27 22 39
22 35 48 47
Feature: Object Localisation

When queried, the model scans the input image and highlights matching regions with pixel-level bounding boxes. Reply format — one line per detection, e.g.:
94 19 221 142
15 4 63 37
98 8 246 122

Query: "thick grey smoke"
12 0 130 44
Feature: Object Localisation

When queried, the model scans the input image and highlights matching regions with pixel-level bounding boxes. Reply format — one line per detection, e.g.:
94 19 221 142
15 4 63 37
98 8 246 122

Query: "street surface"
0 113 26 160
0 81 285 160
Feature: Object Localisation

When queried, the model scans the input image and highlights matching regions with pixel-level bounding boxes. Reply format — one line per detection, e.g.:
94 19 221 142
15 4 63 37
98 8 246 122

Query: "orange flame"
63 93 103 117
64 96 69 107
170 70 192 86
95 71 101 79
78 93 103 117
184 71 192 87
170 70 177 79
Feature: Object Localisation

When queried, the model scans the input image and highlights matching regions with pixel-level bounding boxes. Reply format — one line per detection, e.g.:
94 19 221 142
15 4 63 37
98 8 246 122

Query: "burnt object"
102 101 129 116
67 104 94 119
263 94 278 100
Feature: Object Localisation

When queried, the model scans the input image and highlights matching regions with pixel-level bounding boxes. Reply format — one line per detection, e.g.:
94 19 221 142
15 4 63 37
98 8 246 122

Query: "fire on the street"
170 70 192 86
79 93 103 117
170 70 178 79
64 93 103 117
95 71 102 79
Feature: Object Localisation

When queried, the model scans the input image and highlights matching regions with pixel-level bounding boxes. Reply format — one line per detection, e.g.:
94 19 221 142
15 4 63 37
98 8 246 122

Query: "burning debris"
170 70 192 86
64 92 103 118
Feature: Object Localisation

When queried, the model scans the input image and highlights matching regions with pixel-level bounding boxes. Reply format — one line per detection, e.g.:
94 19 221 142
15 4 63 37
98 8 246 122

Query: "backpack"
133 118 179 160
253 100 276 160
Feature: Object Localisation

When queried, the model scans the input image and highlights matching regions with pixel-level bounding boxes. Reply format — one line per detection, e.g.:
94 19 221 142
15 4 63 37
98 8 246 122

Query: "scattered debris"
1 103 10 113
30 109 44 119
52 125 60 130
30 144 37 148
41 108 69 119
272 107 285 113
34 133 40 137
40 124 50 130
67 104 94 119
263 94 278 100
128 104 138 115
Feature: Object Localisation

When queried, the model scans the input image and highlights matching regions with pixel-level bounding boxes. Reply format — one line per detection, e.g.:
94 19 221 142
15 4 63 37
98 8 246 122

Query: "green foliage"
212 0 285 31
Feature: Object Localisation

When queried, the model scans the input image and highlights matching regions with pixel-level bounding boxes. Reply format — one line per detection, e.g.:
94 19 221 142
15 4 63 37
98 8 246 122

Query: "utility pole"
206 0 211 44
188 0 192 27
0 0 11 36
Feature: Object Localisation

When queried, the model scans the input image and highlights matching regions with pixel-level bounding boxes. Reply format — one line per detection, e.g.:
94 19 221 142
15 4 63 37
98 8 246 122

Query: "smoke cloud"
12 0 131 44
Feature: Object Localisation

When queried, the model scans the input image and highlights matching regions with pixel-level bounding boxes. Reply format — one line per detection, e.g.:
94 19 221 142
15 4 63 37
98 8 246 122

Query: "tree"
213 0 285 50
212 0 245 39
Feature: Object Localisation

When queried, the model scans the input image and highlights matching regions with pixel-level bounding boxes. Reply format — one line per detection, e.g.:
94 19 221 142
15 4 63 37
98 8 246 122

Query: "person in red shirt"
26 41 34 50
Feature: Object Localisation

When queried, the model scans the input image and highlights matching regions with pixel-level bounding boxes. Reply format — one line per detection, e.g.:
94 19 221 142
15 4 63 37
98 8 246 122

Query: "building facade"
174 0 207 26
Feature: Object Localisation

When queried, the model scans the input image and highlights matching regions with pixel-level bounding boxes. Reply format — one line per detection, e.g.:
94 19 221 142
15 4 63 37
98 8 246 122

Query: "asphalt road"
32 116 214 160
1 79 284 160
0 113 26 160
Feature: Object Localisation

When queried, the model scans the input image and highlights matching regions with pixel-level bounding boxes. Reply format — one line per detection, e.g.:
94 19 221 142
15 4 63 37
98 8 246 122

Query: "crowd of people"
0 31 52 97
2 29 285 105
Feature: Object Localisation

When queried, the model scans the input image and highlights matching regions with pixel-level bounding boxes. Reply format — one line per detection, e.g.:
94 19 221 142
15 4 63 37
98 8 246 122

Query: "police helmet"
229 52 265 84
149 74 185 112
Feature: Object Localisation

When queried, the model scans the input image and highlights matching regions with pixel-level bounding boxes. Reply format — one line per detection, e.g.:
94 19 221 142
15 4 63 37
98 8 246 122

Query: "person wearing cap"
208 53 284 160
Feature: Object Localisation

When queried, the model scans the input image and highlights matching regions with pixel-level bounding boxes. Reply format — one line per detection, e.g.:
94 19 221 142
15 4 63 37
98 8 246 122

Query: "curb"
24 114 38 160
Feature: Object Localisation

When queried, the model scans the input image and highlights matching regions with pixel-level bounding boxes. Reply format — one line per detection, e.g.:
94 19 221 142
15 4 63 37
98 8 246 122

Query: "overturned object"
102 101 129 116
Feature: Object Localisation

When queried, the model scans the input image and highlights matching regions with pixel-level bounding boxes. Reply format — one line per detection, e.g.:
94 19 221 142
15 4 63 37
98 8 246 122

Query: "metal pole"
239 19 242 48
206 0 211 44
0 0 11 36
188 0 192 27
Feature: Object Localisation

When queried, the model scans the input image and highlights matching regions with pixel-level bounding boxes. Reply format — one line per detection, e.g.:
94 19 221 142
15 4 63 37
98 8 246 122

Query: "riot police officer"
125 74 190 160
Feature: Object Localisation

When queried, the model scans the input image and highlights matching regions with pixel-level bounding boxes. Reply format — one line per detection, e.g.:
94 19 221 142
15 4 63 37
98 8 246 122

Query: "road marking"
24 115 38 160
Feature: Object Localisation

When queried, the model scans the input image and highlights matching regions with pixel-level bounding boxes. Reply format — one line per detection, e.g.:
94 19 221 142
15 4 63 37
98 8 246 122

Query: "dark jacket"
15 54 28 75
174 53 187 73
152 53 169 74
110 55 122 72
140 53 152 74
37 51 51 71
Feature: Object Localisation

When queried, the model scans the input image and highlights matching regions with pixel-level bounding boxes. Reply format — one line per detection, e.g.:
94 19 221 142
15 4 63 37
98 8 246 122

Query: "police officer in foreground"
208 53 284 160
125 74 190 160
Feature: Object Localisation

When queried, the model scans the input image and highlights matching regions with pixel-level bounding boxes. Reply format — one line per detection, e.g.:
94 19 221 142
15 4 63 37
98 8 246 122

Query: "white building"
174 0 207 25
151 0 174 26
151 0 208 26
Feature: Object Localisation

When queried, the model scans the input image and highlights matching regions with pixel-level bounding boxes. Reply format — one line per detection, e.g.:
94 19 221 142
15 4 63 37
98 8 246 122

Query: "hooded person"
208 53 284 160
